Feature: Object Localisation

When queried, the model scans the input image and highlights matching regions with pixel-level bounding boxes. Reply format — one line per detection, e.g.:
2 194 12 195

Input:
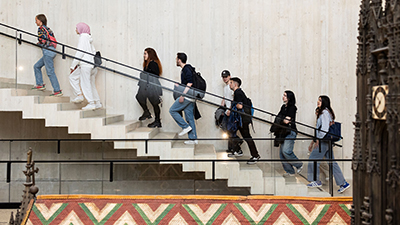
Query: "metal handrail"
0 22 341 139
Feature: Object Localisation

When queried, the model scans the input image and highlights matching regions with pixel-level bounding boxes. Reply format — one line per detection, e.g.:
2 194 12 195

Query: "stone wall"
0 0 358 177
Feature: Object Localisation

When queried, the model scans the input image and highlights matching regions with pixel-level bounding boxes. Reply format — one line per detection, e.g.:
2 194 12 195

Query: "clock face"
372 85 389 120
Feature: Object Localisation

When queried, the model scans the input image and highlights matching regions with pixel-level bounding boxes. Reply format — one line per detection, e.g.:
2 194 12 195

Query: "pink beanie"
76 22 90 34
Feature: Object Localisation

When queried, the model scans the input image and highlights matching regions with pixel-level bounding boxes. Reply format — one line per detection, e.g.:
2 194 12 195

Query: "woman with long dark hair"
136 48 163 128
276 91 303 176
307 95 350 193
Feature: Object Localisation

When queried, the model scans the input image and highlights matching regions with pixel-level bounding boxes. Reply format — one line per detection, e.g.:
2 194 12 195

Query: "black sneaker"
148 120 162 128
228 150 243 157
247 156 260 165
226 149 234 153
139 111 152 121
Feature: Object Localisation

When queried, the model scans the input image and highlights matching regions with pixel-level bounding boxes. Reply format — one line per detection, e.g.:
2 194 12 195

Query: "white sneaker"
184 140 198 145
82 103 96 111
72 95 84 103
95 102 102 109
178 126 192 136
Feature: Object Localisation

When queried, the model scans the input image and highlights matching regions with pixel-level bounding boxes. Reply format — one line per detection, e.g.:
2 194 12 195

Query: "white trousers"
69 66 100 103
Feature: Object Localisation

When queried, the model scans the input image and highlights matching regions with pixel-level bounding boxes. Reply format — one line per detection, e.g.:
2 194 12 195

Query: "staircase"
0 78 340 197
0 79 265 194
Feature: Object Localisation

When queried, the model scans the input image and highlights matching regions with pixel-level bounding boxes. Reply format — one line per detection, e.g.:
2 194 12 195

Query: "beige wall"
0 0 359 176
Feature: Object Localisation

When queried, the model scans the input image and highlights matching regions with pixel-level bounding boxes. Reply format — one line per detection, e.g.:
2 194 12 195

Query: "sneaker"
247 156 260 165
307 181 322 188
296 165 304 174
32 84 46 91
95 101 103 109
82 103 96 111
228 150 243 157
226 149 234 153
71 95 84 103
338 182 350 193
283 172 295 177
178 126 192 136
138 111 152 121
184 140 198 145
50 90 63 97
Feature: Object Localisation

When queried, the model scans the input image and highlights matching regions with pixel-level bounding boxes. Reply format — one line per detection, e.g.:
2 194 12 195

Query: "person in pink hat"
69 22 102 110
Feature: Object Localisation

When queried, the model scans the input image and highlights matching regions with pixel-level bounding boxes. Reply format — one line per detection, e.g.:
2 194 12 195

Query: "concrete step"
106 120 141 133
33 96 71 104
61 108 106 118
0 78 34 90
57 102 88 111
103 114 124 125
11 88 53 96
113 127 160 151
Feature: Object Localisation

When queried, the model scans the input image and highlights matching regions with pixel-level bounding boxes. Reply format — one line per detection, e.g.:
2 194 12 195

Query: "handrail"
0 22 341 139
1 157 351 198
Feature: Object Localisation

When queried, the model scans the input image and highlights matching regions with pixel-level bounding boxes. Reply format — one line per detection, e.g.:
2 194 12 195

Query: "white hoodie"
70 33 96 69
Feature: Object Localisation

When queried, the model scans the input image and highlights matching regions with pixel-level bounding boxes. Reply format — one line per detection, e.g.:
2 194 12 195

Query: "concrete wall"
0 0 359 176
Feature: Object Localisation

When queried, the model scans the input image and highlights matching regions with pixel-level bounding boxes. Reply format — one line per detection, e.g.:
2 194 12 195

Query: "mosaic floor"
25 195 352 224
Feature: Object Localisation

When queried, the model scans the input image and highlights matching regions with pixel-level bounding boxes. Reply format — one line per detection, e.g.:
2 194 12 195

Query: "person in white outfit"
69 22 102 110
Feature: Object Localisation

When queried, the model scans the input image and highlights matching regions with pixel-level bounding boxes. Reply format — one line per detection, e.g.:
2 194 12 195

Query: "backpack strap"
42 26 55 48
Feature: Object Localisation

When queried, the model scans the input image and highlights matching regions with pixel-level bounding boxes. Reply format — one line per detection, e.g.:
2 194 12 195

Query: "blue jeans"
34 47 61 92
307 141 346 186
169 98 197 140
279 131 302 174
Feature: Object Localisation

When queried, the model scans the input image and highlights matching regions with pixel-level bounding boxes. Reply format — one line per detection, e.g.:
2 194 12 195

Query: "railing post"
329 140 333 196
313 160 317 182
6 162 11 183
62 45 65 59
18 33 21 45
212 161 215 181
145 140 148 154
15 30 18 89
109 162 113 182
57 140 60 154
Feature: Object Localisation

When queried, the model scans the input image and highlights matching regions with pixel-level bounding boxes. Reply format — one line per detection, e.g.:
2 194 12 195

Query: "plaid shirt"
37 25 55 47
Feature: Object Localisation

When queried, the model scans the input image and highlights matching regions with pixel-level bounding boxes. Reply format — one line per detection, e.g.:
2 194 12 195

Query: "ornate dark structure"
354 0 400 224
9 148 39 225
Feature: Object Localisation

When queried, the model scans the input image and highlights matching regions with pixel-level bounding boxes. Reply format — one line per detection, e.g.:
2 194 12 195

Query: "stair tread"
106 120 140 127
172 141 194 149
194 144 215 155
152 132 177 139
127 126 156 133
83 114 122 119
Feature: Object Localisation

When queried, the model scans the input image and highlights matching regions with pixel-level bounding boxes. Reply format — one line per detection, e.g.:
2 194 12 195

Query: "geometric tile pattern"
27 195 352 224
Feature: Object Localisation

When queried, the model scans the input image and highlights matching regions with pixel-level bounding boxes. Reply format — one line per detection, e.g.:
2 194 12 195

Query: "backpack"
42 26 57 48
246 97 254 117
94 51 102 67
322 121 342 142
243 97 255 132
190 67 207 99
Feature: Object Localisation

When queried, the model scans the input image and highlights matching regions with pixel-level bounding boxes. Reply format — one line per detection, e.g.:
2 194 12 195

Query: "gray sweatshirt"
316 109 333 139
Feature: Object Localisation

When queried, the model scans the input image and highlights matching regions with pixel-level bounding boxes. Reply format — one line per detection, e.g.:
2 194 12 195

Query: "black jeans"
136 87 161 120
233 122 259 157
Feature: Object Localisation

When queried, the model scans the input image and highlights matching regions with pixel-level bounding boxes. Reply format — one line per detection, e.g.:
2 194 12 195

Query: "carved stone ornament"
385 208 394 225
386 155 400 188
10 148 39 225
360 196 372 224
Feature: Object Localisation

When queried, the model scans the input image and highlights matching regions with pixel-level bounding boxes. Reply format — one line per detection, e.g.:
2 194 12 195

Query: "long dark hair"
143 48 162 75
285 90 296 106
316 95 335 120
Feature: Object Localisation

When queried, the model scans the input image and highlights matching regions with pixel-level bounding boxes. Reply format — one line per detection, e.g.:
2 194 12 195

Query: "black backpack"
190 67 207 99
